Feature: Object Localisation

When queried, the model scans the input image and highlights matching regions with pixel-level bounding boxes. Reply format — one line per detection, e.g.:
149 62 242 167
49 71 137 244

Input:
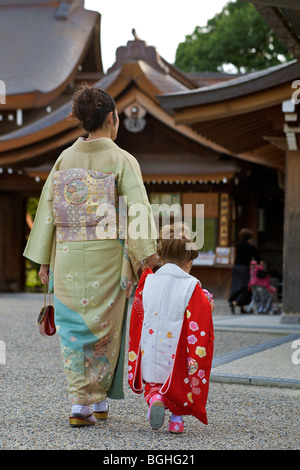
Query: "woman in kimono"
24 85 158 426
128 223 214 433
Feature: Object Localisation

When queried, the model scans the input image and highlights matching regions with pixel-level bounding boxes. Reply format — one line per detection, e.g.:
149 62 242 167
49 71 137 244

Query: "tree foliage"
175 1 293 73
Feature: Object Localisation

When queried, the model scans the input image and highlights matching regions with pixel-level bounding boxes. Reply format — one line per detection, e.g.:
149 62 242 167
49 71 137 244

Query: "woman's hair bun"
72 84 116 132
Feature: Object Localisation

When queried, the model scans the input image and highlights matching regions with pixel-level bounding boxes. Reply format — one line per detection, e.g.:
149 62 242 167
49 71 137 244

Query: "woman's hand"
38 264 50 284
142 254 160 270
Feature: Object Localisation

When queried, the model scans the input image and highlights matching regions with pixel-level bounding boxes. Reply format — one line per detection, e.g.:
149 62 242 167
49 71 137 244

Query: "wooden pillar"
0 192 26 292
282 144 300 320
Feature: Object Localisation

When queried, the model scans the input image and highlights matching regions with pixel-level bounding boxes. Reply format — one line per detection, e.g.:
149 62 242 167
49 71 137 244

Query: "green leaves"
175 1 293 73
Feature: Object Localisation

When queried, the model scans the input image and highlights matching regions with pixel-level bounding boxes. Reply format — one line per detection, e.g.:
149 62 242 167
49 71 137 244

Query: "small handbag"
37 285 56 336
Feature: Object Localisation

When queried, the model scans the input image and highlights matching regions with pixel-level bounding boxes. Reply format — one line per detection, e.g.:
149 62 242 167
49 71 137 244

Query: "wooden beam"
0 128 82 166
173 83 294 125
0 116 75 153
237 147 285 170
0 173 43 192
142 172 235 183
263 135 288 151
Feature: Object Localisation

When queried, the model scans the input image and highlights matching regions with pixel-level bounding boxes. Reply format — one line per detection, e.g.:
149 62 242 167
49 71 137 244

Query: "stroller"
247 261 281 315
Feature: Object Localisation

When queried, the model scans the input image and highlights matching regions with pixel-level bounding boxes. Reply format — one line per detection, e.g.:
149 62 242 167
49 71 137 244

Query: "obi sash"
52 168 116 242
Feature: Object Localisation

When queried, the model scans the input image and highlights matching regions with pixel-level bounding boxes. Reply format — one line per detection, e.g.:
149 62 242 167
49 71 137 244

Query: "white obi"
140 263 199 384
52 168 116 242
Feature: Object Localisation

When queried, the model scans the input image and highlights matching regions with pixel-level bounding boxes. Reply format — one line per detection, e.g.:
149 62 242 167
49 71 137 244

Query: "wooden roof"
0 33 238 167
243 0 300 60
158 59 300 170
160 60 300 113
0 0 102 109
0 32 243 185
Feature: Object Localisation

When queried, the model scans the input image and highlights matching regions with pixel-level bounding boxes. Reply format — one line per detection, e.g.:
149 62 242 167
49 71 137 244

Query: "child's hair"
157 223 199 267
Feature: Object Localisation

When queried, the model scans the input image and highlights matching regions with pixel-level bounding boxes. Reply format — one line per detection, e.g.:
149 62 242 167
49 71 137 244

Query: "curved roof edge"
158 60 300 110
0 5 102 109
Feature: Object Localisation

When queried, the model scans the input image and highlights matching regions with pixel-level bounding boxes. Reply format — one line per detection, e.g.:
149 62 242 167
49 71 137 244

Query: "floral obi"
52 168 116 242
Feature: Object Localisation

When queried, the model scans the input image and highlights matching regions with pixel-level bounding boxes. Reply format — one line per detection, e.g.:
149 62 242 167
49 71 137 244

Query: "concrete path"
212 309 300 389
0 293 299 452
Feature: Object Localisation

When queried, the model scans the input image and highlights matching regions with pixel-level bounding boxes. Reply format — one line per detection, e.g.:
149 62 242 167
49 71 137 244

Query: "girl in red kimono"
128 223 215 433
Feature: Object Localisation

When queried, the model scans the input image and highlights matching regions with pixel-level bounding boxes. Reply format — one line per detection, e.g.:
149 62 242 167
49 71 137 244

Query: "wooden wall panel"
283 146 300 314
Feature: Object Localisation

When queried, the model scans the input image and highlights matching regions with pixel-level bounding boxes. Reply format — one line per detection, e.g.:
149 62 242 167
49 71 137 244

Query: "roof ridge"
107 30 197 90
0 1 60 5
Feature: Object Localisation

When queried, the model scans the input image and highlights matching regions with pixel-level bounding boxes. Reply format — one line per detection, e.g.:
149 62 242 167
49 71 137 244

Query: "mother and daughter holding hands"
24 85 215 434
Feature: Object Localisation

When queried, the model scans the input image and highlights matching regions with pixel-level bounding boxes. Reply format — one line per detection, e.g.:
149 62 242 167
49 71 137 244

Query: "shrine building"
159 0 300 318
0 0 295 308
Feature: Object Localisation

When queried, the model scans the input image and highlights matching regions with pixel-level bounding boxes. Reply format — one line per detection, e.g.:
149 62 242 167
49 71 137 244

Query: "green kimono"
24 137 157 405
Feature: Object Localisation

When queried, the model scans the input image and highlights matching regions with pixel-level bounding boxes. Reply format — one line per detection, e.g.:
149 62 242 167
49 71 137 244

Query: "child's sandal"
168 419 184 434
148 393 165 430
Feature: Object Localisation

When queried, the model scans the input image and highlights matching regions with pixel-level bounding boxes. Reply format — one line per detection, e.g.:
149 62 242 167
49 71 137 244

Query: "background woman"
229 228 260 314
24 85 158 426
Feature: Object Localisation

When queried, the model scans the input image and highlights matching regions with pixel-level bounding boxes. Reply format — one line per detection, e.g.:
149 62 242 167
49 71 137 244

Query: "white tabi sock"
71 405 91 417
170 413 183 422
92 399 107 412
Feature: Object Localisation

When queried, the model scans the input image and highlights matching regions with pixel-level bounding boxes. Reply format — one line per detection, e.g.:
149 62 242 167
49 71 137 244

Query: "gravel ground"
0 293 299 451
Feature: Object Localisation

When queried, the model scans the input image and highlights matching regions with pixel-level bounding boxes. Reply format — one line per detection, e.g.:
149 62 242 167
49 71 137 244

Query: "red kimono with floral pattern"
128 268 214 425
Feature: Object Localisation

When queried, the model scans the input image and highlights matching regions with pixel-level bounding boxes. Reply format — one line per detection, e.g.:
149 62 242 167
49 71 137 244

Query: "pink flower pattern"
183 308 210 404
188 334 197 344
189 321 199 332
